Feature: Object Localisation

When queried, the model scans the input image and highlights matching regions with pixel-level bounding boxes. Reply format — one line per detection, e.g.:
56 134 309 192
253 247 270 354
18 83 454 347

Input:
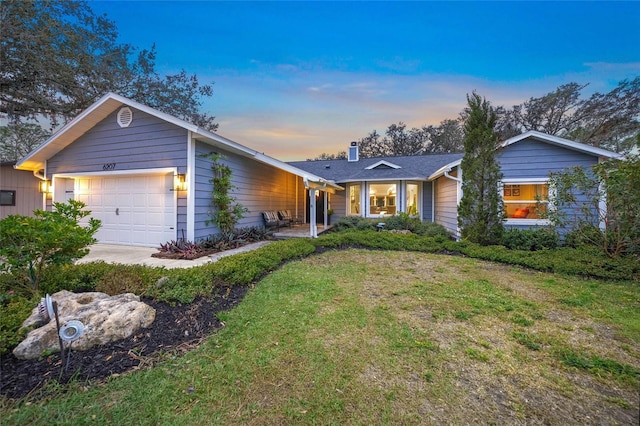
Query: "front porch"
273 223 331 239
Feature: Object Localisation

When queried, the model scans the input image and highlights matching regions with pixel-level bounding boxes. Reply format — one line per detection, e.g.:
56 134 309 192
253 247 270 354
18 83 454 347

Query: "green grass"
2 250 639 425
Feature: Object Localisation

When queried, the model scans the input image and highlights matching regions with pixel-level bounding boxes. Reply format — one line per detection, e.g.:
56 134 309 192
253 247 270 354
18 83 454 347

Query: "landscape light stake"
52 301 65 374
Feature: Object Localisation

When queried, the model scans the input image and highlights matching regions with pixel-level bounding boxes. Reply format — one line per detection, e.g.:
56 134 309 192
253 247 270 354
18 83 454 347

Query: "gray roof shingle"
288 153 463 183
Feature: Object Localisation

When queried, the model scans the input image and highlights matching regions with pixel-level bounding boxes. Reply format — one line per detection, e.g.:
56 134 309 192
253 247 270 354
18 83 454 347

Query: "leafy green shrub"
0 200 100 294
315 230 446 253
548 154 640 258
330 216 377 232
383 213 415 231
0 294 36 354
502 228 559 251
332 214 451 239
411 222 452 238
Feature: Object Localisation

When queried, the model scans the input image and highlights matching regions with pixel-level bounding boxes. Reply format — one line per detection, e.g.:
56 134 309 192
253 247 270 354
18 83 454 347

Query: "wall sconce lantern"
174 174 186 191
39 180 52 193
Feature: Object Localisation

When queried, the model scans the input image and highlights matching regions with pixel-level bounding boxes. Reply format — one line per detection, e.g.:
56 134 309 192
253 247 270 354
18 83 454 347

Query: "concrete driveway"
76 241 273 269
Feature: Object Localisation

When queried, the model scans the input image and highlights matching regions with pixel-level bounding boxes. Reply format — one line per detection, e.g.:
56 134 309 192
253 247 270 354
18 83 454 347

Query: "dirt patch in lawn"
0 285 249 400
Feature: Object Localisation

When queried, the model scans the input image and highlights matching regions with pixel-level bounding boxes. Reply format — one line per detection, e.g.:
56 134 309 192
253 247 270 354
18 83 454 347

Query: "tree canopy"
496 79 640 153
0 0 216 161
311 78 639 160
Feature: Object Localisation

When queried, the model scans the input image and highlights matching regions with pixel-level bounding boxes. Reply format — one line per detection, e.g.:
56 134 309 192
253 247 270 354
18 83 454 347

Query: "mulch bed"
0 285 249 400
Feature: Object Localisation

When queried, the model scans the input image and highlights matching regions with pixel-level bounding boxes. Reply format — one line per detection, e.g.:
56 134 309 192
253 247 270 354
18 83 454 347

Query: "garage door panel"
76 174 176 246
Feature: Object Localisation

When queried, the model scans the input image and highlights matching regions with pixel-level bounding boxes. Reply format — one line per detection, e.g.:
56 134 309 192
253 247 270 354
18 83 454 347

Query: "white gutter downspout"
443 167 463 239
186 131 195 241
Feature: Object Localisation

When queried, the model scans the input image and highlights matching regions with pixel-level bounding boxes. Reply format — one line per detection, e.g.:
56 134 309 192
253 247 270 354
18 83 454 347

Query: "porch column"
309 188 318 238
323 191 328 228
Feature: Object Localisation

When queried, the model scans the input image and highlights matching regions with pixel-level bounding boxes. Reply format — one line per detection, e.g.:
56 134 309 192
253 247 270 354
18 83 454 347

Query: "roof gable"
428 131 622 181
501 131 622 159
365 160 401 170
15 93 342 191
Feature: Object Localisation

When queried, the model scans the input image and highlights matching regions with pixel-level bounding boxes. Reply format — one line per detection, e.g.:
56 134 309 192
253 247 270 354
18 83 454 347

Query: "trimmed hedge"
2 231 637 355
313 231 639 281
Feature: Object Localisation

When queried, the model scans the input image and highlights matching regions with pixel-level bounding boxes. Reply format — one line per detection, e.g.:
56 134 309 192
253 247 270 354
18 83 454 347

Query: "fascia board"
428 159 461 180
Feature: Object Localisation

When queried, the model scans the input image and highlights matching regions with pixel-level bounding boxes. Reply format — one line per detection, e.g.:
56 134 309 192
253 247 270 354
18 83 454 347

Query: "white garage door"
74 174 176 246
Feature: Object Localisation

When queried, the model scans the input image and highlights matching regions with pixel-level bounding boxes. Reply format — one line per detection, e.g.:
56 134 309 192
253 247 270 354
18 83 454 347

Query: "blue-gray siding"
498 139 601 233
422 181 433 222
194 142 304 240
47 108 188 175
498 139 597 178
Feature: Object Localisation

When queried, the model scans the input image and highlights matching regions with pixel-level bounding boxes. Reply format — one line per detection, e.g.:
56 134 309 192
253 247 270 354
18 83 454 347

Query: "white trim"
338 176 424 184
187 131 196 241
598 181 607 231
429 159 461 180
51 167 176 179
505 218 551 226
501 179 550 224
502 177 549 184
431 180 435 223
365 160 401 170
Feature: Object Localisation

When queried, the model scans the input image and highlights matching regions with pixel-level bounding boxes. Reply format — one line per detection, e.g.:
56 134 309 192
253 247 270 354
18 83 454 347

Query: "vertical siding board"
0 166 42 218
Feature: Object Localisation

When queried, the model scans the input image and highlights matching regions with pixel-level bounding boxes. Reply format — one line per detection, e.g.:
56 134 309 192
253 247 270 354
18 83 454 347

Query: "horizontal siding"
498 139 597 179
47 108 188 175
499 138 600 233
434 176 458 237
0 166 42 218
194 143 305 240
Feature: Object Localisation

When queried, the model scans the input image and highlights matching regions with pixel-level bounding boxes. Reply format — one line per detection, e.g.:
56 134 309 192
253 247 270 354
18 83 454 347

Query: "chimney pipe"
348 141 359 162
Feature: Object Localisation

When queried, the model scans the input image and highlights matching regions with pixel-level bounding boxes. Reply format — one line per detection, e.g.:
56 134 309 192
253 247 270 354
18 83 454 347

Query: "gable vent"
117 107 133 128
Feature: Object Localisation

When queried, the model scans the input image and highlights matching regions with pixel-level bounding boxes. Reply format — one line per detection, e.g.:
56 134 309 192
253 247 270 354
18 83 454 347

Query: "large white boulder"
13 290 156 360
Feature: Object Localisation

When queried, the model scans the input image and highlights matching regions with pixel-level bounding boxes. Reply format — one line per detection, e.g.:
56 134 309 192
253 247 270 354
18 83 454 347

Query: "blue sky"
91 1 640 160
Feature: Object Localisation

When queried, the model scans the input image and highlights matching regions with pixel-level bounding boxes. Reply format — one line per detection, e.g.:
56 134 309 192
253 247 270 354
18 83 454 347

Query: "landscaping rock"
13 290 156 360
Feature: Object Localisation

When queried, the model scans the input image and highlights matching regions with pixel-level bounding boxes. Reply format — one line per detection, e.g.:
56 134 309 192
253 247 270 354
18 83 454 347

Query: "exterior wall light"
39 180 52 193
175 173 186 191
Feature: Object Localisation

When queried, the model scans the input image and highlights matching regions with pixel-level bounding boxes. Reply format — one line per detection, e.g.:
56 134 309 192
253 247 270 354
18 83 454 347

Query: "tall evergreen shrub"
457 93 504 245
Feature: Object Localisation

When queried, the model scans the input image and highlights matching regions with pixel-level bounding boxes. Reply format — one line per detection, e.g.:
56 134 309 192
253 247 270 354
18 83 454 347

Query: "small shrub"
0 295 36 354
155 240 204 259
199 226 273 251
0 199 101 294
502 228 559 251
330 216 376 232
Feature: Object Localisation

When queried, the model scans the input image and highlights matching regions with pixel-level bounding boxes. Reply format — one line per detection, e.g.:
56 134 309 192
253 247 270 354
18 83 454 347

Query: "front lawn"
2 249 638 425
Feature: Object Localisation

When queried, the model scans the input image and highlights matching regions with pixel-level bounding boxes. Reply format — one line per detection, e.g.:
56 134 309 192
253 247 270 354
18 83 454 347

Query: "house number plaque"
102 163 116 171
